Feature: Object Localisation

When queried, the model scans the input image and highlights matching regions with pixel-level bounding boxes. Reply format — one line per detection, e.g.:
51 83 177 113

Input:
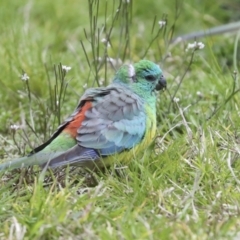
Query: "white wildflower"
196 91 203 98
83 83 88 89
185 41 205 52
10 124 20 130
101 38 111 48
186 43 195 51
107 57 114 63
62 65 72 72
173 97 180 103
99 79 104 86
107 57 122 67
197 42 205 49
21 73 29 81
158 20 166 28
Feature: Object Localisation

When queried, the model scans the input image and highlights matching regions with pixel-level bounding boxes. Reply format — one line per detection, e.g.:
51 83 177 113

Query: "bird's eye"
145 75 156 81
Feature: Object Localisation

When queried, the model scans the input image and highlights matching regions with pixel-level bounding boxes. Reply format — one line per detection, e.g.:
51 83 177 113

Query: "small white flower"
21 73 29 81
185 41 205 52
107 57 122 67
196 91 203 98
186 43 196 51
99 79 104 86
83 83 88 89
173 97 180 103
101 38 111 48
197 42 205 49
62 65 72 72
158 20 166 28
10 124 20 130
107 57 114 63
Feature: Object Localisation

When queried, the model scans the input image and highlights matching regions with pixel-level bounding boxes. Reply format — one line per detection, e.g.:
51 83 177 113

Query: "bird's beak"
155 74 167 91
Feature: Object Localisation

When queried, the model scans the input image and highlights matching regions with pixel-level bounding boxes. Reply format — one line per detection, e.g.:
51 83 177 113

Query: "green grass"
0 0 240 239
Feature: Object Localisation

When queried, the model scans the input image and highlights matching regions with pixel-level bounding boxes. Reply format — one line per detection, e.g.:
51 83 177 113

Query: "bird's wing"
29 87 113 154
76 86 146 155
31 86 146 155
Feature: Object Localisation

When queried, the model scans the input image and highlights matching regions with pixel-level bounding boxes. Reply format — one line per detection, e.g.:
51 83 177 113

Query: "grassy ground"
0 0 240 239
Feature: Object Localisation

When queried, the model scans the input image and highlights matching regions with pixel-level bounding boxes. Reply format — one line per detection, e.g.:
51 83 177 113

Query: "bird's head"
114 60 166 94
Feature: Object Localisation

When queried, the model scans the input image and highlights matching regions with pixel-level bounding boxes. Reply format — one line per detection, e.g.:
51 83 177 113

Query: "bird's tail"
0 152 65 171
0 156 34 171
0 145 101 171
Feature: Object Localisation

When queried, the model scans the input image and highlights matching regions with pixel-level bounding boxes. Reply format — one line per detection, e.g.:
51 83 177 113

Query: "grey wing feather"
76 85 146 155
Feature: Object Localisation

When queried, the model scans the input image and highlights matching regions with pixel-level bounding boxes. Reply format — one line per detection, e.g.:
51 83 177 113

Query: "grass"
0 0 240 239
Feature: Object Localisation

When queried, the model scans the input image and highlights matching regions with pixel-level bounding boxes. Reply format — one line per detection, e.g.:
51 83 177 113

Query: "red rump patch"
63 101 92 138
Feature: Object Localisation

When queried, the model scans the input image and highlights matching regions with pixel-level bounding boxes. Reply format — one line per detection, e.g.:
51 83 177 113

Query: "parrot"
0 60 166 171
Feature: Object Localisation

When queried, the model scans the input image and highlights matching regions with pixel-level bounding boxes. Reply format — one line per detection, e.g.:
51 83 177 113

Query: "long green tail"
0 152 64 171
0 133 78 171
0 156 30 171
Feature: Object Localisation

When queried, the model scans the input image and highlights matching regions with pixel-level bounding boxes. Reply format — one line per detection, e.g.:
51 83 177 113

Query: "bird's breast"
142 104 157 147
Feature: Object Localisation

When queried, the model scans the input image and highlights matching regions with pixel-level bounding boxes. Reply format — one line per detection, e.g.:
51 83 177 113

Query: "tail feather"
0 152 65 171
0 156 30 171
0 145 101 171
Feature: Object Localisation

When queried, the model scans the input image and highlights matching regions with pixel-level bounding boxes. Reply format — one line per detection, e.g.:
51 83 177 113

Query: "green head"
114 60 166 96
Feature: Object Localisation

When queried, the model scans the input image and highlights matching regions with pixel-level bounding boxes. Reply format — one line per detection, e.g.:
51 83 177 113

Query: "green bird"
0 60 166 171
